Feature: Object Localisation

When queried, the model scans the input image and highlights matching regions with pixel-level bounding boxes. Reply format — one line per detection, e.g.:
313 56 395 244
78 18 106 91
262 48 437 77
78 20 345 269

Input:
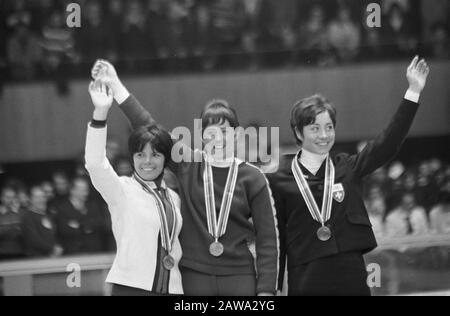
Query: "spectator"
115 156 133 177
208 0 246 69
41 180 55 201
22 185 62 257
428 22 450 59
6 22 42 81
105 0 124 64
382 3 419 58
120 0 155 72
365 185 387 239
74 0 115 70
385 192 429 237
297 4 337 66
146 0 171 71
327 5 361 63
257 0 298 67
53 177 110 255
0 186 24 260
429 178 450 233
40 9 75 94
51 170 70 204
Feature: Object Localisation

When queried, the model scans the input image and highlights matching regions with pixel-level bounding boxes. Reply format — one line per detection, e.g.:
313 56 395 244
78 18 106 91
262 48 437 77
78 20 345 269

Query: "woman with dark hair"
269 56 430 296
85 80 183 296
90 60 279 296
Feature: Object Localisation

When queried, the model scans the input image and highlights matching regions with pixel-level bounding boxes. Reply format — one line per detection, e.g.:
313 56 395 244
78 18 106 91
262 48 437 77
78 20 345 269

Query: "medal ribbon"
134 173 177 253
203 154 239 240
291 151 335 226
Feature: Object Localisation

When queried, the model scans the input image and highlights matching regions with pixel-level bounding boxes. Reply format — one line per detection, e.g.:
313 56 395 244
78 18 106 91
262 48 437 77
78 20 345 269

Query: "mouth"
141 167 156 172
316 142 331 147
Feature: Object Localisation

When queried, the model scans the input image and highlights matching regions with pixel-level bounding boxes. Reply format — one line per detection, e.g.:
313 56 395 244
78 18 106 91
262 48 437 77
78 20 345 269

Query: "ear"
294 126 304 142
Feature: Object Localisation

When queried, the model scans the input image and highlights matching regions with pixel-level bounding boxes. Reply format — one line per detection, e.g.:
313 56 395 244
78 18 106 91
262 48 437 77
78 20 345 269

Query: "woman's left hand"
406 56 430 95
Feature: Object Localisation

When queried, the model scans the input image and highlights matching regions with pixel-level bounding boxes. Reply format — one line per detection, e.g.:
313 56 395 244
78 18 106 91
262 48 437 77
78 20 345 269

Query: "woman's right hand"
89 80 113 120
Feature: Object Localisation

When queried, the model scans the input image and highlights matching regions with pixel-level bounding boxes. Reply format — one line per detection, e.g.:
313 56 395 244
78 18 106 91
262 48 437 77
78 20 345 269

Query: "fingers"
88 81 96 94
408 55 419 71
91 59 111 79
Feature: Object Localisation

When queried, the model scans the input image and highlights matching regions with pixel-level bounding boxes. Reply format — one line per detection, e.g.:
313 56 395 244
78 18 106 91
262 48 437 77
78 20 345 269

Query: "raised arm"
85 80 124 210
349 56 430 178
91 60 156 129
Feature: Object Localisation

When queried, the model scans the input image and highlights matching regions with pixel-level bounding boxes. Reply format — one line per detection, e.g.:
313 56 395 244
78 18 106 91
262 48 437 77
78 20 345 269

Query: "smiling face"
202 120 236 161
297 111 335 155
133 142 165 181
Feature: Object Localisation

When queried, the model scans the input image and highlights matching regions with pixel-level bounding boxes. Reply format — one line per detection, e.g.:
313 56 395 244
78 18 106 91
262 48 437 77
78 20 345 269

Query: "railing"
1 235 449 296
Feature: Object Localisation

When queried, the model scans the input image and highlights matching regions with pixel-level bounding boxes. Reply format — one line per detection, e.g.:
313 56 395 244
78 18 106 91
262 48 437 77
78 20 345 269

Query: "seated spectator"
40 9 76 91
22 185 62 257
297 4 337 67
50 170 70 206
146 0 172 70
74 0 116 70
6 22 42 81
365 185 387 239
0 186 24 260
327 5 361 63
115 156 133 177
385 192 429 237
429 181 450 234
53 177 110 255
208 0 246 69
428 22 450 60
119 0 156 72
381 3 418 58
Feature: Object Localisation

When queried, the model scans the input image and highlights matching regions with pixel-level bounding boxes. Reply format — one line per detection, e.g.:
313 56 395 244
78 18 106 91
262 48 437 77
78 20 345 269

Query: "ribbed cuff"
90 119 107 128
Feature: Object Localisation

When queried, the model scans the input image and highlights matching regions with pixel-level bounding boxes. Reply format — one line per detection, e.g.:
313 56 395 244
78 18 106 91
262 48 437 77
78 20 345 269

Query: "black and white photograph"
0 0 449 299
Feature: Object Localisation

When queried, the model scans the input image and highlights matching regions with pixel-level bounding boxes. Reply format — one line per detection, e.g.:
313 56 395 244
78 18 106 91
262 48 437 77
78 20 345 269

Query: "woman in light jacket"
85 80 183 296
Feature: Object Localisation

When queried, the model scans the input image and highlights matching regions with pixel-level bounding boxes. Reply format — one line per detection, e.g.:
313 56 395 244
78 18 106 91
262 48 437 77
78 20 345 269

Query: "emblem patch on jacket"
332 183 345 203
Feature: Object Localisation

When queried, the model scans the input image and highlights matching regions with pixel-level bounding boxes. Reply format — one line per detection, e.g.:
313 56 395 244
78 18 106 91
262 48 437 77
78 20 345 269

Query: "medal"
209 241 224 257
317 226 332 242
203 155 239 257
292 151 335 242
163 255 175 270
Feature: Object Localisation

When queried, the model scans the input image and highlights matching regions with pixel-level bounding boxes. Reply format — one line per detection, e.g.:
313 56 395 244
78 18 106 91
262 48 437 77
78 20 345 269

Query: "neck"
135 171 164 188
299 148 328 175
206 152 234 168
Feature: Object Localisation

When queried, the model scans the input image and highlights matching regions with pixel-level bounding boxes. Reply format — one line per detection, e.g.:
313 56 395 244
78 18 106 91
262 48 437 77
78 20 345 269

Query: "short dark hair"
290 94 337 146
200 99 239 133
128 125 173 167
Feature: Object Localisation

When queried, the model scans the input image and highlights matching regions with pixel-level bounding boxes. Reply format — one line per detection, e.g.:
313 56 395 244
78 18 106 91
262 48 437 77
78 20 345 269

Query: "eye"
136 152 145 159
311 126 319 132
326 125 334 131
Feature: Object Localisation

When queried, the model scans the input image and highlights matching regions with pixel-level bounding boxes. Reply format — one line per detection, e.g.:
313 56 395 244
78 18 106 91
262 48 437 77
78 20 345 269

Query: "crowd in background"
0 135 449 261
0 0 449 84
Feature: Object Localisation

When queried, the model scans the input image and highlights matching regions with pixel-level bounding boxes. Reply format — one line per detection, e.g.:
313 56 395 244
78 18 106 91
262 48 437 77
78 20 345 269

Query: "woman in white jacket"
85 80 183 296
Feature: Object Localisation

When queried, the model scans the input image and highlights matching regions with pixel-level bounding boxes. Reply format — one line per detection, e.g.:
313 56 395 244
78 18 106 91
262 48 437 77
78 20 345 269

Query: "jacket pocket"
346 211 372 227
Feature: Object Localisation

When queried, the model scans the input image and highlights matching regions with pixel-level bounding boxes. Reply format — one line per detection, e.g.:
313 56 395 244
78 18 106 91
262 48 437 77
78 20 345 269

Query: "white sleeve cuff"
404 89 420 103
114 84 131 105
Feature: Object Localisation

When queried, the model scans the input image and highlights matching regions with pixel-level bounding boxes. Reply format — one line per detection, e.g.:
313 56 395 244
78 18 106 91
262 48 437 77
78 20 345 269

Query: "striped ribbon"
291 151 335 226
134 173 177 253
203 154 239 240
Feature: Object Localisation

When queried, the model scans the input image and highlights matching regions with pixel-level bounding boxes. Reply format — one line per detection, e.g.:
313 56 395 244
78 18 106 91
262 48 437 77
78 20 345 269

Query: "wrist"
405 88 421 103
111 80 130 104
408 85 422 95
93 108 109 121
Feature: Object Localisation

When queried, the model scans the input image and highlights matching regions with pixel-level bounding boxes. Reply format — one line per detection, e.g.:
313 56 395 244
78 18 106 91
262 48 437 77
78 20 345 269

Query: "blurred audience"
0 185 24 260
1 0 448 80
0 154 448 261
22 185 62 257
53 177 109 255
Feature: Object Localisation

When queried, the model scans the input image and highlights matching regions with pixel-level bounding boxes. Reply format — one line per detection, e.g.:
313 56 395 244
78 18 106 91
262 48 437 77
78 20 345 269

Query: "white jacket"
85 124 183 294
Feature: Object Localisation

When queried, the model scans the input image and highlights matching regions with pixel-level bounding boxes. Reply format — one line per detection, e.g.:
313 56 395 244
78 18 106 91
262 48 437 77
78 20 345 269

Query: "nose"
319 128 328 139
